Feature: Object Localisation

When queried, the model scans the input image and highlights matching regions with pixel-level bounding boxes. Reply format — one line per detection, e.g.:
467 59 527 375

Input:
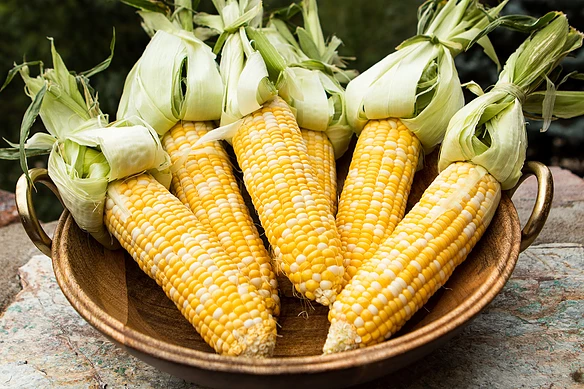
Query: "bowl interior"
51 149 520 372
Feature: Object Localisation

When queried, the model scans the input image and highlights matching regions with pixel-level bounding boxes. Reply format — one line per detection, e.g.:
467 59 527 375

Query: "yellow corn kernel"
232 96 344 306
324 162 501 354
104 173 277 357
336 119 421 285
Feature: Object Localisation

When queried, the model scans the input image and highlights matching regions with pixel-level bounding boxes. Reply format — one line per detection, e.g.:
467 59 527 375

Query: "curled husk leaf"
251 0 355 158
117 12 224 135
345 0 506 153
439 12 584 189
195 0 277 128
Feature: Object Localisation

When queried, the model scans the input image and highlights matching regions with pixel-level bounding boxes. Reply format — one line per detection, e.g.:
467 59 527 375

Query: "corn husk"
439 13 584 189
345 0 506 153
246 0 355 159
2 39 170 247
194 0 277 129
117 11 224 135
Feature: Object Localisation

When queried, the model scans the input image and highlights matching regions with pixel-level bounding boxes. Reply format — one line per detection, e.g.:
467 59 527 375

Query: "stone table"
0 167 582 389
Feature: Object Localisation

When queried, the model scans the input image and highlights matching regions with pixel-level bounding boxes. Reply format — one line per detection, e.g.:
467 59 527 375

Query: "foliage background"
0 0 583 221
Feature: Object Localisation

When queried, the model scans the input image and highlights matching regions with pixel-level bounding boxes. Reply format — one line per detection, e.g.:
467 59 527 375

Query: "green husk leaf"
12 132 56 151
175 0 194 32
69 122 170 180
246 26 287 80
541 76 556 132
16 40 101 141
79 29 115 78
468 11 558 50
202 1 278 128
345 0 506 148
301 0 326 54
416 0 440 36
401 46 464 152
269 18 300 50
213 31 230 54
120 0 170 14
268 3 301 21
222 1 262 32
48 142 114 248
568 72 584 81
524 90 584 119
289 67 329 131
117 28 223 134
1 61 42 93
0 148 50 160
462 81 485 96
19 84 47 184
255 0 355 158
296 27 322 61
237 50 275 116
439 93 526 189
194 12 225 33
2 37 175 248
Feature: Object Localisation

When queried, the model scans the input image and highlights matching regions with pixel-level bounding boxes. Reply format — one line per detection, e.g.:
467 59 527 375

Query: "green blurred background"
0 0 583 222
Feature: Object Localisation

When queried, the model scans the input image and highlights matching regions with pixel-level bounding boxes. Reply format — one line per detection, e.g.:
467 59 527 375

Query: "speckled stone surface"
0 255 201 389
0 167 582 388
0 190 18 227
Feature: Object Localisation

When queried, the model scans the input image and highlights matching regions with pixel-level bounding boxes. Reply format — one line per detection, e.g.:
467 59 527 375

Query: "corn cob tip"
322 320 361 354
315 288 338 306
230 321 277 358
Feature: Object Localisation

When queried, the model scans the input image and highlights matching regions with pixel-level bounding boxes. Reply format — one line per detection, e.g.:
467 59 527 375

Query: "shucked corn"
301 129 338 214
104 173 277 357
162 121 280 317
232 97 345 305
324 162 501 353
336 119 421 285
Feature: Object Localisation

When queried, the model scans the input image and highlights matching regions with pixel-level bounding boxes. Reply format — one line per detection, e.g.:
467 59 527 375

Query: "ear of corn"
300 129 338 214
324 162 501 353
336 119 421 284
104 173 277 357
338 1 508 287
232 96 345 305
161 121 280 317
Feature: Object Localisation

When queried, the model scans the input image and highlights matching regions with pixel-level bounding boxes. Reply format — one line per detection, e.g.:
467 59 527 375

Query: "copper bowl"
15 151 553 389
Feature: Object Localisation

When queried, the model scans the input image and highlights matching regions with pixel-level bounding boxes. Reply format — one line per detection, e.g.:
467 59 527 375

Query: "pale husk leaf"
117 20 223 134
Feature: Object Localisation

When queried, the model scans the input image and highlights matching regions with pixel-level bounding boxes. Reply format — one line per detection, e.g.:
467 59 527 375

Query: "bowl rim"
51 194 521 375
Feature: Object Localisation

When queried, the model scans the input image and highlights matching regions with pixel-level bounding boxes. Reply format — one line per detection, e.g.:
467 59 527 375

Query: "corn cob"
232 96 345 305
193 0 345 305
324 162 501 353
161 121 280 316
336 119 421 284
301 129 338 214
104 173 277 357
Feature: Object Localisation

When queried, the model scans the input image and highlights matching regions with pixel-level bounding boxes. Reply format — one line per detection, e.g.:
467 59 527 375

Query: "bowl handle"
15 168 62 258
507 161 554 252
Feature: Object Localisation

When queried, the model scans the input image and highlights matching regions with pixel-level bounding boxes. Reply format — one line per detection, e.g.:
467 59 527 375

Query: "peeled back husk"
344 0 507 152
438 91 527 189
345 42 463 153
17 38 173 247
117 26 224 135
439 12 584 189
